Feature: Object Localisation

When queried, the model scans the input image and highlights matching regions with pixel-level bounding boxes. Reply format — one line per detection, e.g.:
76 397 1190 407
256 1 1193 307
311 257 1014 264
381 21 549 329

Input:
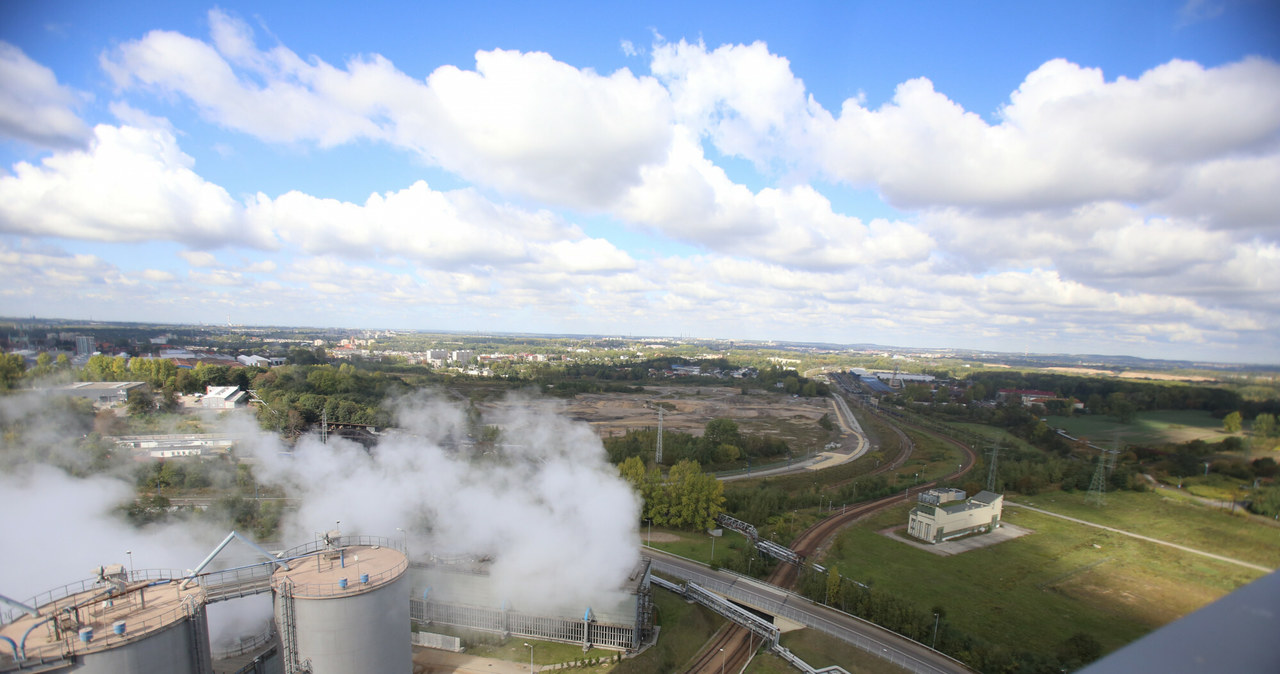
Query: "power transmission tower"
655 406 663 465
1106 434 1120 475
986 441 1000 492
321 408 328 444
1086 454 1108 506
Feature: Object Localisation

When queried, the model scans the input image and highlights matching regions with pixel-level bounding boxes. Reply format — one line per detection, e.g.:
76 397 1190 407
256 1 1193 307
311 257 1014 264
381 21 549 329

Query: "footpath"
1006 502 1273 573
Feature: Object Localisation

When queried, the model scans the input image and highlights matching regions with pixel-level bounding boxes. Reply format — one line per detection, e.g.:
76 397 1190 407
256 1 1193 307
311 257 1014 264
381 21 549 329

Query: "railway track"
686 403 977 672
684 623 756 674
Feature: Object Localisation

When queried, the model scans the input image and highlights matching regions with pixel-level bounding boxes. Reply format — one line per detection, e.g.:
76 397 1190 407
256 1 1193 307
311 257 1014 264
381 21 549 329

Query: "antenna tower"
321 407 328 444
655 406 664 465
1086 454 1108 506
986 441 1000 492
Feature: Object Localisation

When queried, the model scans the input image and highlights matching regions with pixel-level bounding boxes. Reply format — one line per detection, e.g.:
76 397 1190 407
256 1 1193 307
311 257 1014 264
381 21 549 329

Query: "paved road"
1006 502 1274 573
647 550 972 674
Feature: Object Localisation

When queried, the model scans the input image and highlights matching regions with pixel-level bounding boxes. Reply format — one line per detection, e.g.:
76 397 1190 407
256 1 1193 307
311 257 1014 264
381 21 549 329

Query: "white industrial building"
237 355 286 368
202 386 248 409
907 488 1004 544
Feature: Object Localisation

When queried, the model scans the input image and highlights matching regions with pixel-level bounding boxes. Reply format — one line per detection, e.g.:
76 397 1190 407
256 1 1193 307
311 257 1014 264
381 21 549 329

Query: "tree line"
603 418 791 468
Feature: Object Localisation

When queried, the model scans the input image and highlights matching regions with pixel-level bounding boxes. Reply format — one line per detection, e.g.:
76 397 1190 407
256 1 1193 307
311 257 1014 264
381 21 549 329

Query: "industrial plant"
0 531 653 674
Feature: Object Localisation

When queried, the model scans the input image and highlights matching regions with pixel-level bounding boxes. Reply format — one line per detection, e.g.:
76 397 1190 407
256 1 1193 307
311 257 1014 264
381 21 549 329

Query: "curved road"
685 400 978 673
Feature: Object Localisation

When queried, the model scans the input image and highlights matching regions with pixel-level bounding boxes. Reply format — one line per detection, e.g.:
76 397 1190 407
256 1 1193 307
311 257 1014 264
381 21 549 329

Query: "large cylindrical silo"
272 536 409 674
0 565 212 674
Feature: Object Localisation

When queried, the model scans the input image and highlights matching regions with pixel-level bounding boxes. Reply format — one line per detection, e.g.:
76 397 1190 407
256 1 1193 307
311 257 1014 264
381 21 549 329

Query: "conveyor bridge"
715 514 805 567
650 576 779 648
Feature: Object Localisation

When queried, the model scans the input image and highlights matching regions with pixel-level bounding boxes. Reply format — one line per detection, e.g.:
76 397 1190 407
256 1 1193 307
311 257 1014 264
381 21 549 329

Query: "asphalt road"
647 549 973 674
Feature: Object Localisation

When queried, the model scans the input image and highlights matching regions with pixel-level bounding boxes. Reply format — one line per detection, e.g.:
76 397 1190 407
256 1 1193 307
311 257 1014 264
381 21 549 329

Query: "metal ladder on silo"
279 580 311 674
185 597 214 674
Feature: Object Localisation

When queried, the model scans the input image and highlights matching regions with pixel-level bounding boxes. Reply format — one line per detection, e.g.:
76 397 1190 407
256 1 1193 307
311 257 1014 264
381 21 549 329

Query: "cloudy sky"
1 2 1277 363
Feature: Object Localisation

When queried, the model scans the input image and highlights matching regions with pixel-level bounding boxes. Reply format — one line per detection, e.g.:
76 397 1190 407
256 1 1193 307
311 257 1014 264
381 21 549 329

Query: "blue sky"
1 1 1278 362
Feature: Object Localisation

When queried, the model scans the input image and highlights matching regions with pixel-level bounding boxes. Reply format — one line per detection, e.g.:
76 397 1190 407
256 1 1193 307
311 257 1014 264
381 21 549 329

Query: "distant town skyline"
1 1 1277 363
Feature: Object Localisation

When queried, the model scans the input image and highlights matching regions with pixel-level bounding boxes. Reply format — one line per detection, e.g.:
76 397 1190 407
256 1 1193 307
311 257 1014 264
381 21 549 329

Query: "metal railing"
6 593 204 664
273 536 407 598
215 625 277 660
2 569 184 626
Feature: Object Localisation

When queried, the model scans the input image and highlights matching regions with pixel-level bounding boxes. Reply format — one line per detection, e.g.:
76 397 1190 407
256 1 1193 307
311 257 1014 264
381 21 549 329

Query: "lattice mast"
1087 453 1108 506
655 406 663 465
986 441 1000 492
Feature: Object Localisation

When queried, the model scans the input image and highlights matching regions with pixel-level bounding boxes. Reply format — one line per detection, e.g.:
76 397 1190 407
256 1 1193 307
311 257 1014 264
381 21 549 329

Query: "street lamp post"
646 518 652 547
126 550 134 581
932 613 940 649
710 534 715 562
524 642 534 672
396 527 407 555
719 647 725 674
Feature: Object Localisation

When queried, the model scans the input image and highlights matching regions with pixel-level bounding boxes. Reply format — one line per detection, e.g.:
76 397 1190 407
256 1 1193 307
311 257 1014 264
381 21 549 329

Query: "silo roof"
272 542 407 599
0 572 204 664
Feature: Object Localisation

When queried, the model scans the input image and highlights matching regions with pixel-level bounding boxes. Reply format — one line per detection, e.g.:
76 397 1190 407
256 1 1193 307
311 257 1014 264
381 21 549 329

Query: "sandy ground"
560 386 832 441
877 523 1034 556
412 649 534 674
1042 367 1216 383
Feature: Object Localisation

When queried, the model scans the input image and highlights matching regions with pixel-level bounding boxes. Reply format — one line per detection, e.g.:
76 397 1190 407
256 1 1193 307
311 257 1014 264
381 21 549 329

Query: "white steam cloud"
1 389 642 633
243 392 643 613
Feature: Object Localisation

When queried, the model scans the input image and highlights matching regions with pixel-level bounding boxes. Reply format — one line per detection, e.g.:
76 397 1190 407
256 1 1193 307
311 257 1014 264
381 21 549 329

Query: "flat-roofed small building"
48 381 149 405
907 488 1003 544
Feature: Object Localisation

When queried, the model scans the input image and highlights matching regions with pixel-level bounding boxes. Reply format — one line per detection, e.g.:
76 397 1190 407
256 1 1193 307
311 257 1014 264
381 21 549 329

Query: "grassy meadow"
1047 409 1232 446
819 495 1270 656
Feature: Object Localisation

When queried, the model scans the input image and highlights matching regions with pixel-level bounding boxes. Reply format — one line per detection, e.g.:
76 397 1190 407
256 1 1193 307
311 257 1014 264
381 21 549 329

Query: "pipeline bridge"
646 550 971 674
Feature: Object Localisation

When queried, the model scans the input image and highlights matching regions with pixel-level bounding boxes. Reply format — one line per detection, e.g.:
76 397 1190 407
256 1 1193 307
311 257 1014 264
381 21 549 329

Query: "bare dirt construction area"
562 385 835 448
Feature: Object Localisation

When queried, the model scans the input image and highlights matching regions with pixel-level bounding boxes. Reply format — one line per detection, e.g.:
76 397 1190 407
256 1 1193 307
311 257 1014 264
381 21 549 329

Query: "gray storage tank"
272 535 409 674
0 564 212 673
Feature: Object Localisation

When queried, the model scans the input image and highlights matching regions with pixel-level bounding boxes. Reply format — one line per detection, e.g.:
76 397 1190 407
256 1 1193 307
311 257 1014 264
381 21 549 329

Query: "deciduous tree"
1252 413 1276 438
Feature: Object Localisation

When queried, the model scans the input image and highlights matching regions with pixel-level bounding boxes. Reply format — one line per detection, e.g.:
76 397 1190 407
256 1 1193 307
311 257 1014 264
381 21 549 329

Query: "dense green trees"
0 353 26 389
1253 413 1277 438
247 363 398 430
1223 411 1243 433
964 371 1244 415
618 457 725 531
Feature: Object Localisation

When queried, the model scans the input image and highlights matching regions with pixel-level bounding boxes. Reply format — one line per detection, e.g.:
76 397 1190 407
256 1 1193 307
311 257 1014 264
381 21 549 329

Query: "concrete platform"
877 523 1034 556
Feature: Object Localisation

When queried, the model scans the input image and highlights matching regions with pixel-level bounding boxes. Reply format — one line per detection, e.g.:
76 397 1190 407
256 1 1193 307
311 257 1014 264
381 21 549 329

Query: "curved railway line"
685 396 978 673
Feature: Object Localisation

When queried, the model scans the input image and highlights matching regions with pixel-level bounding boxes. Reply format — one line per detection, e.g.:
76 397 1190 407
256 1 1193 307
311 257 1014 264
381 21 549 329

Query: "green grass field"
1047 410 1232 446
1016 489 1280 568
643 527 740 564
820 498 1268 656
